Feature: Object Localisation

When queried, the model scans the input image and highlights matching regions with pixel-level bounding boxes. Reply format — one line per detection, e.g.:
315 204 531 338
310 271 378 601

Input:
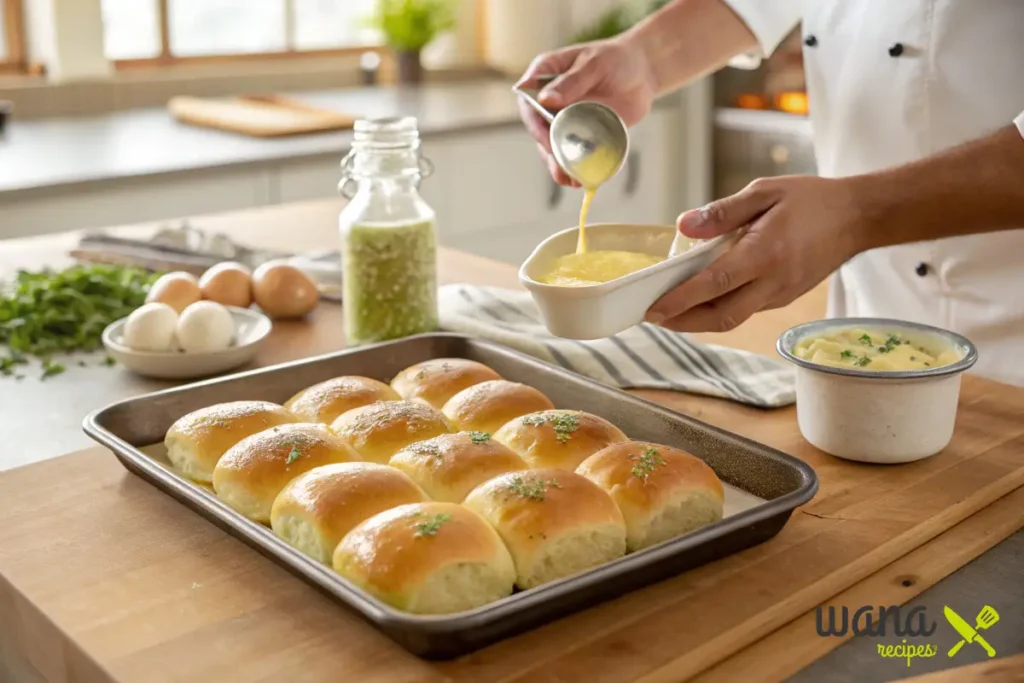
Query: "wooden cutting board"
168 95 357 137
2 373 1023 682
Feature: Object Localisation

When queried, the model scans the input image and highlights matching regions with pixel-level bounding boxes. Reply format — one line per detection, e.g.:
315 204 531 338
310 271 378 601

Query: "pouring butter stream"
514 83 665 287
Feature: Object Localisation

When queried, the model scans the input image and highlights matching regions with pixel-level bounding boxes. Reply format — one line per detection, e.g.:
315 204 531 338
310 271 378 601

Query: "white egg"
175 301 235 353
123 302 179 352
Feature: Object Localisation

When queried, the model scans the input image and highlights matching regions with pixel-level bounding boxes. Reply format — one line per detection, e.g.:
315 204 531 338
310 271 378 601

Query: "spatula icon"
946 605 999 657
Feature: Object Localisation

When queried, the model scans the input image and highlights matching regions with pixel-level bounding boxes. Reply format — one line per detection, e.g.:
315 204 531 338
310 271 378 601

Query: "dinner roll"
271 462 428 563
494 410 628 472
463 469 626 589
390 358 501 409
165 401 298 483
284 376 400 424
389 432 528 503
441 380 556 435
333 501 516 614
330 400 451 464
212 423 358 523
576 441 724 552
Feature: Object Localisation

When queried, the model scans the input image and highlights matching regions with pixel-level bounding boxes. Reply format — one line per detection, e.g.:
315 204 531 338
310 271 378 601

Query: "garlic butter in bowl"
777 319 978 464
520 223 739 340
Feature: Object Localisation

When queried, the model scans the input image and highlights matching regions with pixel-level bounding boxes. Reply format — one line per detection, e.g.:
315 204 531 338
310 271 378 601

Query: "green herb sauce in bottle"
339 117 439 345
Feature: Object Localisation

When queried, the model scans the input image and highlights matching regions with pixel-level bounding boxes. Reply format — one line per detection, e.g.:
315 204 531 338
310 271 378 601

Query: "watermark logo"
815 603 1000 668
944 605 999 658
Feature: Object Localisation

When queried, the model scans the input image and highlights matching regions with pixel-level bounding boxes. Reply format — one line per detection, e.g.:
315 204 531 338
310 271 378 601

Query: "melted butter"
793 328 961 371
538 250 664 287
572 144 621 254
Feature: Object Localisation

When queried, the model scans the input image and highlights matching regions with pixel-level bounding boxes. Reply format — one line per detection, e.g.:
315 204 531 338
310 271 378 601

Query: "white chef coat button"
888 43 905 57
915 262 929 277
804 35 818 47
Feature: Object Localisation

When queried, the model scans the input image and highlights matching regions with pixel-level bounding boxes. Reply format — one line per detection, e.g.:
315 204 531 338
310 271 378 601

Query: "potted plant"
368 0 458 85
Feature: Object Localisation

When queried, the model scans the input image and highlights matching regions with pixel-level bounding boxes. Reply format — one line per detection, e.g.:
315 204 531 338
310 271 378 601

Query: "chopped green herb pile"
839 350 855 360
507 475 561 501
0 264 159 376
468 431 491 444
413 513 452 537
630 446 666 480
858 333 873 346
877 334 902 354
855 356 873 367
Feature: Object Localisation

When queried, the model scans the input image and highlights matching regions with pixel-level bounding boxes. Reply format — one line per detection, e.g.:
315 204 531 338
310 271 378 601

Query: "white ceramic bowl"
103 307 273 380
519 223 739 340
777 318 978 464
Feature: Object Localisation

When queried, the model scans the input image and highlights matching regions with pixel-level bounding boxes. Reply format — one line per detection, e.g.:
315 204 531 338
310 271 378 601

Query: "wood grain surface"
168 95 357 137
1 199 1023 682
895 654 1024 682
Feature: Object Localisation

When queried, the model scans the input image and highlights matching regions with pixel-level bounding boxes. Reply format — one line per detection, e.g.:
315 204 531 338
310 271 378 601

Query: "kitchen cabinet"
0 167 273 240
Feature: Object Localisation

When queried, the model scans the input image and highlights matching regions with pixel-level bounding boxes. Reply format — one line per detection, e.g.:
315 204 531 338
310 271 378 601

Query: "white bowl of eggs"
103 260 320 380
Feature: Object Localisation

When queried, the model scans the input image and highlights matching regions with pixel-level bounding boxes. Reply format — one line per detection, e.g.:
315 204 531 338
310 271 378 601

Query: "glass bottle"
338 117 439 346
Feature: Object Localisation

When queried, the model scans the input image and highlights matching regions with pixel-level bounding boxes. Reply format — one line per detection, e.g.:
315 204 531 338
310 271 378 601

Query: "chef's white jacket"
723 0 1024 386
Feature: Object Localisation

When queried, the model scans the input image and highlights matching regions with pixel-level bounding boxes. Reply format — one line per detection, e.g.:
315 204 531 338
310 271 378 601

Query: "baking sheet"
86 333 817 658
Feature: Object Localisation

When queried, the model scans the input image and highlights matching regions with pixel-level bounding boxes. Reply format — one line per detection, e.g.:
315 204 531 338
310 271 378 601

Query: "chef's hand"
646 176 866 332
515 38 657 186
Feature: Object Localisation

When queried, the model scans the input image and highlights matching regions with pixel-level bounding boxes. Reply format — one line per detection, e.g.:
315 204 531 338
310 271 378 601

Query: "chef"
517 0 1024 386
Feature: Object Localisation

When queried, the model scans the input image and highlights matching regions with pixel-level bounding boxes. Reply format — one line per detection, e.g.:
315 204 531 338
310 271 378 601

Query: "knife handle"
947 639 967 658
975 635 996 658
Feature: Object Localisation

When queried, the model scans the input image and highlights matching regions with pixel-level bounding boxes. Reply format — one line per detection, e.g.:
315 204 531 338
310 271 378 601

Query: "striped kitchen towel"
438 284 796 408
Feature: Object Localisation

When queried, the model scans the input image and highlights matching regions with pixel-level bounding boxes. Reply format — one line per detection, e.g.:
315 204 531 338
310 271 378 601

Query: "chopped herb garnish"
468 431 491 444
520 412 580 443
859 333 873 346
840 350 855 360
0 264 160 371
630 446 666 480
41 359 65 379
878 334 902 354
285 444 301 464
924 362 931 367
413 513 452 537
507 475 561 501
855 356 872 367
910 356 917 361
103 355 117 367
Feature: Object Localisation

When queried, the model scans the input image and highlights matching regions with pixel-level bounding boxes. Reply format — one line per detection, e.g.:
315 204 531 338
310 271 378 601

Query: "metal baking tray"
84 333 817 659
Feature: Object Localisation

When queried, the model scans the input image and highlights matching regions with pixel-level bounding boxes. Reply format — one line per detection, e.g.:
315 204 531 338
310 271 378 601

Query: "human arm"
646 121 1024 333
515 0 792 184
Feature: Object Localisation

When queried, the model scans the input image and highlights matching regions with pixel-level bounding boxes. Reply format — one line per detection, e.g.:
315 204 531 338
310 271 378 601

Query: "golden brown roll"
441 380 556 435
463 469 626 589
493 410 628 472
390 358 502 409
212 423 358 523
333 501 516 614
164 401 298 483
284 376 400 424
270 462 428 563
330 400 451 464
576 442 724 552
388 432 528 503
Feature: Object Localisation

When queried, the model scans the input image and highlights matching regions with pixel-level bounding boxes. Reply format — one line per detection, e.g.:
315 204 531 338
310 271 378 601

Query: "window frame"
112 0 385 70
0 0 26 74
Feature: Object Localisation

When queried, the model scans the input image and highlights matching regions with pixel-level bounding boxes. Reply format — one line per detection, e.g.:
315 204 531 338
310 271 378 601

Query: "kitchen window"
0 0 25 74
101 0 382 67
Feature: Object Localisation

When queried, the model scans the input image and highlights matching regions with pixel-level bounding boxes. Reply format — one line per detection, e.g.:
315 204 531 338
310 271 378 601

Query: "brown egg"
199 262 253 308
146 272 202 313
252 261 319 319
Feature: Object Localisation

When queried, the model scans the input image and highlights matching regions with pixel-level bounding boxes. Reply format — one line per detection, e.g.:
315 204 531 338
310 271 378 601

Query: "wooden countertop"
2 199 1022 683
0 198 826 470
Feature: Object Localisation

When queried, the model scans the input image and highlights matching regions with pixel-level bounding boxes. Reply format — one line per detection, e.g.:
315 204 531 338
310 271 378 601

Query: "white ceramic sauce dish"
519 223 739 340
103 307 272 380
777 318 978 464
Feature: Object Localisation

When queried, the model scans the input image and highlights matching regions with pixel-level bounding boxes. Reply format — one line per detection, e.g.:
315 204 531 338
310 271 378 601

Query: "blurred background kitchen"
0 0 813 265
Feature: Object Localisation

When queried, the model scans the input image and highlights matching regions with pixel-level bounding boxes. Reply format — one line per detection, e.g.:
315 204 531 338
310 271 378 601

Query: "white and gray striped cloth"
438 284 796 408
